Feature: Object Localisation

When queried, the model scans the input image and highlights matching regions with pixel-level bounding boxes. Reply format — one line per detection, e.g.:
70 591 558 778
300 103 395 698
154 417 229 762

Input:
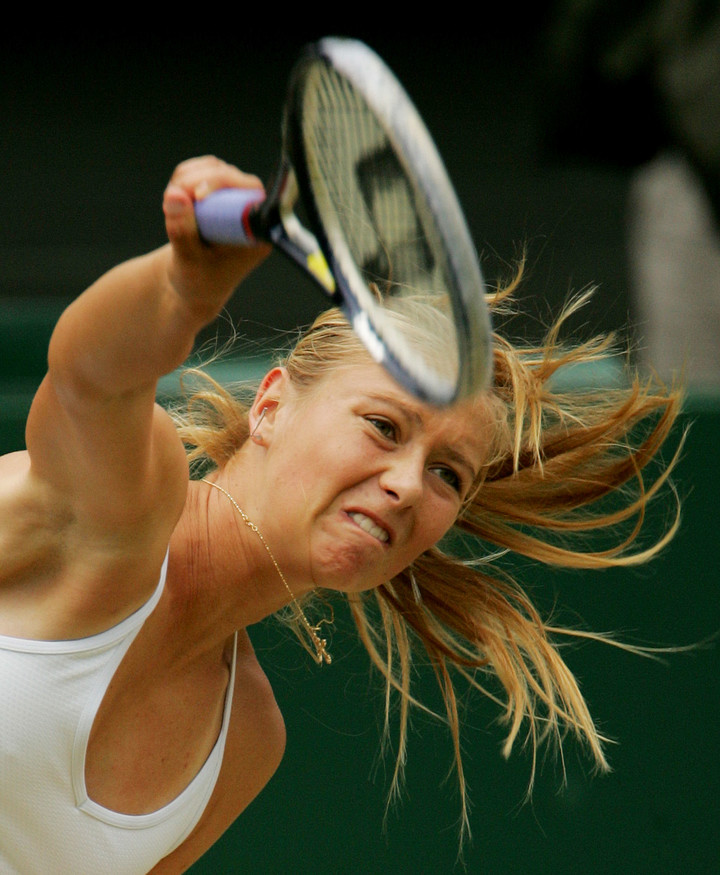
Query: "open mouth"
347 511 390 544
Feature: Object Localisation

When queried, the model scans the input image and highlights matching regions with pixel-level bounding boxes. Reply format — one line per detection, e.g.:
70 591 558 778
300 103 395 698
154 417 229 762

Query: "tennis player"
0 157 681 873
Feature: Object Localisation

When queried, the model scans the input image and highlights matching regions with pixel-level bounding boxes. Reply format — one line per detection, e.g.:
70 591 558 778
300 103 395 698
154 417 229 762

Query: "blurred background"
1 5 718 873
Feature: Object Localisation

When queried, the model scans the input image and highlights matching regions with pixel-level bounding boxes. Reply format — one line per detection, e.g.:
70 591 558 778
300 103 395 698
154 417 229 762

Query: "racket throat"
275 212 336 296
258 164 338 298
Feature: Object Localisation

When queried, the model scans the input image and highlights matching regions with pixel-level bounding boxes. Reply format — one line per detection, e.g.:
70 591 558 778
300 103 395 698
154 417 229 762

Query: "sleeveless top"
0 553 238 874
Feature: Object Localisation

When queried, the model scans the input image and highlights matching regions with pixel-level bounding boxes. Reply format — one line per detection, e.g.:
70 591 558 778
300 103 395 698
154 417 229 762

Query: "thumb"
163 184 198 248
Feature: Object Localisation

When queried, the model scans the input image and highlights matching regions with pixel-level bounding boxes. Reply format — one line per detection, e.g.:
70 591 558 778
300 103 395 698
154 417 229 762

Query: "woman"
0 157 681 873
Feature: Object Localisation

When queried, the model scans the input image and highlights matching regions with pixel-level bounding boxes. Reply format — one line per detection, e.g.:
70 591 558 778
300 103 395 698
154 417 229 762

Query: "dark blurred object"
541 0 720 387
541 0 720 223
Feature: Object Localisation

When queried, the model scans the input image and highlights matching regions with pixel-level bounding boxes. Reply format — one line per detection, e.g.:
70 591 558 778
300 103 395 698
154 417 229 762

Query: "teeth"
349 512 389 543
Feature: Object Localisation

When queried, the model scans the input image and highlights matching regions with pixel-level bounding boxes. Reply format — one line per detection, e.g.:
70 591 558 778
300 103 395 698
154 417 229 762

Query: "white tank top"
0 553 238 874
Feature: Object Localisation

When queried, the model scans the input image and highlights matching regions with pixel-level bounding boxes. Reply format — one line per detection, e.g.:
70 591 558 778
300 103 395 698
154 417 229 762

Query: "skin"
0 157 493 873
229 363 491 598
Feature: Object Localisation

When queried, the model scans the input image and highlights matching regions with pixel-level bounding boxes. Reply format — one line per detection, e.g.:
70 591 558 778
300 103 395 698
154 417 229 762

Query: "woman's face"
245 362 494 595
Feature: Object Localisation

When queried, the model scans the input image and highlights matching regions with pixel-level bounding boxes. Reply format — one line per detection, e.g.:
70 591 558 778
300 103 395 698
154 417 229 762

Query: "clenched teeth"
348 512 389 543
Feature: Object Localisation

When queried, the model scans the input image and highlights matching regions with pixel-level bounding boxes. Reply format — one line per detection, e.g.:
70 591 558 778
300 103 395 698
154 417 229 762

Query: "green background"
2 19 718 875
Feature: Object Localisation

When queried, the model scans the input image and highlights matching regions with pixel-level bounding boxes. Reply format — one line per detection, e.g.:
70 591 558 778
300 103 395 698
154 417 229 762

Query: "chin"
311 558 388 594
327 577 384 595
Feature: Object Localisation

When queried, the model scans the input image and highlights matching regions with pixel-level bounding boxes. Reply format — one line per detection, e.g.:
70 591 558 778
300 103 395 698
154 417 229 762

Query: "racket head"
282 37 493 404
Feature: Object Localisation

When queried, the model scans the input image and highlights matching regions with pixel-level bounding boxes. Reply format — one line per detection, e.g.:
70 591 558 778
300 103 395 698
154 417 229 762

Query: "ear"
248 367 289 444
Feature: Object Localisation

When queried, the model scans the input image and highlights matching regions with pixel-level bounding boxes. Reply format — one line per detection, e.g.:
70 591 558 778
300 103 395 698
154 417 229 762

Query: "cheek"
389 502 458 576
418 495 459 546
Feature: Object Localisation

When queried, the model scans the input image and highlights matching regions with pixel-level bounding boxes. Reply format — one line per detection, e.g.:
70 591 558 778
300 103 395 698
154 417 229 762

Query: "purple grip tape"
194 188 266 246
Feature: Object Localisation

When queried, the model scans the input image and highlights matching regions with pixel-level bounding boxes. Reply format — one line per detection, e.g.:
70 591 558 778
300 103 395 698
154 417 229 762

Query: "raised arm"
45 159 267 401
25 157 269 561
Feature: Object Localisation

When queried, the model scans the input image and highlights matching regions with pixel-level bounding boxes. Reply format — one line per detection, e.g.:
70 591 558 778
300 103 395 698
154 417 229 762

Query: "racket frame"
282 38 492 403
195 37 492 404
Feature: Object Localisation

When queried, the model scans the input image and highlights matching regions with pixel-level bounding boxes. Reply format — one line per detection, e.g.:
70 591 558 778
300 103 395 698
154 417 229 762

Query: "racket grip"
194 188 266 246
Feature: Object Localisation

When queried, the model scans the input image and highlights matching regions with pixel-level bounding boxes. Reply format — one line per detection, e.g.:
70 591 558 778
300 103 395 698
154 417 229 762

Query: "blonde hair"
171 280 683 844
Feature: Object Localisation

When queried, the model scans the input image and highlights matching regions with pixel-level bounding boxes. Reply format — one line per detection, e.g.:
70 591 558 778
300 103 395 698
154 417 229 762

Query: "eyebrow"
363 392 424 428
439 445 480 483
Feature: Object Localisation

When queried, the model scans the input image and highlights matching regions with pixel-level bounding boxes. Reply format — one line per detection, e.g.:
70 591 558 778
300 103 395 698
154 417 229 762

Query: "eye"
365 416 398 442
430 464 462 494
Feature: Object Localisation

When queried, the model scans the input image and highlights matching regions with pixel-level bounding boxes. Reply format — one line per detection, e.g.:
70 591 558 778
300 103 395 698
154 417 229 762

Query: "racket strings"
301 57 464 393
308 66 448 299
309 70 390 282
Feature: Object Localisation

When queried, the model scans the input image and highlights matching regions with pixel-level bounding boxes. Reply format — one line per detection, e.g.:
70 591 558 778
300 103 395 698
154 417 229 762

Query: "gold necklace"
201 478 332 665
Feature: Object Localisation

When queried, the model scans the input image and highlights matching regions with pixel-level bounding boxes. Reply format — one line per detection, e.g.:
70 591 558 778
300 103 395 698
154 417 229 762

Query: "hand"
162 156 271 312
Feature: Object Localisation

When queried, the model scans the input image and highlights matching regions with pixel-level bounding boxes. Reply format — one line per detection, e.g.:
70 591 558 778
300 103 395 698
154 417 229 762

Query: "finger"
163 183 198 246
169 156 264 202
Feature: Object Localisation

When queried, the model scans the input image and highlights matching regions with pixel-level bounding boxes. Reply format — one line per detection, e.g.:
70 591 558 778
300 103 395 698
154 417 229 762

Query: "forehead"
308 361 494 447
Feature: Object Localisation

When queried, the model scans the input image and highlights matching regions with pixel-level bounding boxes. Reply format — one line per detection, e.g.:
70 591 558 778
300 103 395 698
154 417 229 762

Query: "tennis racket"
195 37 492 405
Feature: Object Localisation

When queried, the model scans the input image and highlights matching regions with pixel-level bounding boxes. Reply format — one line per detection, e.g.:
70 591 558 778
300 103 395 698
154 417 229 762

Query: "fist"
162 156 271 304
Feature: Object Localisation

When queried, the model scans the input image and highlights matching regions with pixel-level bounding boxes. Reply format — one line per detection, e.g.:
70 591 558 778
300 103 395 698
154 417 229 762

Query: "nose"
379 449 424 507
